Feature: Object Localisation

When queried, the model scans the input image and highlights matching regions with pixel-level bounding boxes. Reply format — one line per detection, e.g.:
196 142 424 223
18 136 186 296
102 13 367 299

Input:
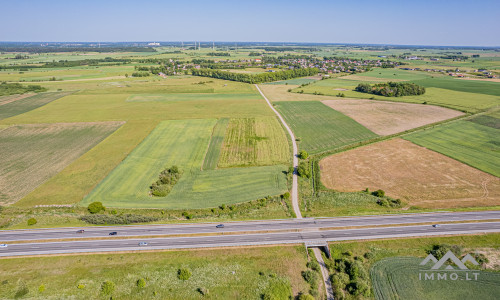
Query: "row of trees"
191 67 319 84
355 82 425 97
0 82 46 96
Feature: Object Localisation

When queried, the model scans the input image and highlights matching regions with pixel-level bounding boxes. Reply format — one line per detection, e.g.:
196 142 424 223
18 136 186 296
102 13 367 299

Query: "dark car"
76 230 85 233
109 232 118 235
216 224 225 228
432 224 440 228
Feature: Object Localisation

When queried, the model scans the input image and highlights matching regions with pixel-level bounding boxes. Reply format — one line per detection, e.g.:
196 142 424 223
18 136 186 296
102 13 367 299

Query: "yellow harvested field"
322 99 464 135
320 138 500 208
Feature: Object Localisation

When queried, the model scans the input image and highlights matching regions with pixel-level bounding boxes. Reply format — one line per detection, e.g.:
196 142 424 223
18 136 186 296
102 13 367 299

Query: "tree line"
191 67 319 83
355 82 425 97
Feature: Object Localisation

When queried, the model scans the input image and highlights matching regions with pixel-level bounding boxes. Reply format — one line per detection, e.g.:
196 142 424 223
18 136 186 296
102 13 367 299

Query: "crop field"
202 118 229 170
83 119 287 209
82 119 215 207
320 138 500 208
469 110 500 129
412 76 500 97
126 93 259 102
257 84 338 102
0 122 123 205
218 117 290 167
0 91 72 120
356 68 434 81
404 120 500 177
0 245 310 299
322 99 463 135
371 257 500 300
165 165 287 209
265 78 317 85
274 101 377 154
0 93 33 105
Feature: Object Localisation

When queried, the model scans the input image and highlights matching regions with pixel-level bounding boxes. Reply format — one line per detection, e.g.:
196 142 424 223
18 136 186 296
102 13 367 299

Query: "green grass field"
413 76 500 97
371 257 500 300
218 117 290 167
265 78 318 85
0 246 309 299
202 118 229 170
357 68 434 81
404 120 500 177
0 122 122 205
0 91 72 120
274 101 377 154
83 119 288 209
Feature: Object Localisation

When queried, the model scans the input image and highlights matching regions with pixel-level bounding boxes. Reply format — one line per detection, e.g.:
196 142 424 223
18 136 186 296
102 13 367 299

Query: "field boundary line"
255 84 302 218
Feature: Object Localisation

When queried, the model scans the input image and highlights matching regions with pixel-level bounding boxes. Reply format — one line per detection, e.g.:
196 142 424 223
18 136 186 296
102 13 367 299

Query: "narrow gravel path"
312 248 335 300
255 84 302 219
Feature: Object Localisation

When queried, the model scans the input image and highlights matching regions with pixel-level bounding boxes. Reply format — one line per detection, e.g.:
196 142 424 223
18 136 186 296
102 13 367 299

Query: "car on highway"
138 242 148 246
432 224 441 228
76 229 85 233
109 232 117 235
216 224 225 228
0 244 7 248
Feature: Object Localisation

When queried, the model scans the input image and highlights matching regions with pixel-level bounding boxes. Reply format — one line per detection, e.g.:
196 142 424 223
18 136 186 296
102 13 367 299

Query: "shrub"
346 279 370 296
182 211 193 220
101 281 115 295
297 161 311 178
371 189 385 197
87 201 105 214
331 273 350 290
299 150 309 159
77 284 85 289
150 166 182 197
80 214 158 225
281 192 290 200
472 252 489 265
301 270 318 286
262 278 292 300
364 252 374 259
307 260 320 272
428 244 463 260
27 218 37 226
137 278 146 288
177 268 192 280
347 260 368 280
38 284 45 293
298 294 315 300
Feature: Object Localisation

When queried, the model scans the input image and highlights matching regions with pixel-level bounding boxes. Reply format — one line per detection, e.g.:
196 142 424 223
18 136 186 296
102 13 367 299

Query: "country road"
255 84 302 218
1 221 499 257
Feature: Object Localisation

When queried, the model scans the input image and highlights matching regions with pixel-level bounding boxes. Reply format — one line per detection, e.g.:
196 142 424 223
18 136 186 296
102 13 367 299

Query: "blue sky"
1 0 499 46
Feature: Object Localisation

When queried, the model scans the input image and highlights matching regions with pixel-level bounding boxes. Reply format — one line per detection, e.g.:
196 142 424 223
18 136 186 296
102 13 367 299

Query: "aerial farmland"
0 24 499 299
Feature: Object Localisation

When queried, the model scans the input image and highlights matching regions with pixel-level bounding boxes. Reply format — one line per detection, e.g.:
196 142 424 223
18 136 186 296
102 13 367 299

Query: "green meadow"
404 119 500 177
83 119 287 209
275 101 377 154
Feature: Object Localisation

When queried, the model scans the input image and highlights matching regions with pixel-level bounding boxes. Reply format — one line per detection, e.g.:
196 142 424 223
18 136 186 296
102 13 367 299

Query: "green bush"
150 166 182 197
364 252 375 260
301 270 318 286
297 161 311 178
262 278 292 300
299 150 309 159
346 279 370 296
298 294 315 300
87 201 105 214
281 192 290 200
38 284 45 293
15 280 29 298
77 284 85 289
182 211 193 220
331 273 350 290
80 214 158 225
137 278 146 288
428 244 463 260
306 260 320 272
27 218 37 226
371 189 385 198
177 268 192 280
101 281 115 295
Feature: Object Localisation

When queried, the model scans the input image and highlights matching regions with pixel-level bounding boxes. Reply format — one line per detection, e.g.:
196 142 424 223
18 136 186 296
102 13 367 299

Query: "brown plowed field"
319 138 500 208
322 99 464 135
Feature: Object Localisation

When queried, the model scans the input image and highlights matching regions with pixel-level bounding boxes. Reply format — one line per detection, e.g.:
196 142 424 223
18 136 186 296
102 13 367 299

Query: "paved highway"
1 210 499 242
1 221 499 257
